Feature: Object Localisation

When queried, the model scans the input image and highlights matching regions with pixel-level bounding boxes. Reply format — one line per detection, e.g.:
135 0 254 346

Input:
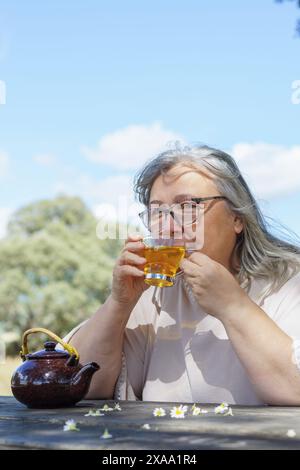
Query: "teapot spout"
71 362 100 389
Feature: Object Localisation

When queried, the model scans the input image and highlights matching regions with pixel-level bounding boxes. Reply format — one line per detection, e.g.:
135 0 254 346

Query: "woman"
65 144 300 405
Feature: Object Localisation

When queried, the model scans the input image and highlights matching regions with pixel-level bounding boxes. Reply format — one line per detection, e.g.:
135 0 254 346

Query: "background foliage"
0 196 123 355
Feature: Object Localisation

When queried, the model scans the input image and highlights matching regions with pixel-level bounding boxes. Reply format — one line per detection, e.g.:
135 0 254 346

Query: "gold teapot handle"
20 327 79 362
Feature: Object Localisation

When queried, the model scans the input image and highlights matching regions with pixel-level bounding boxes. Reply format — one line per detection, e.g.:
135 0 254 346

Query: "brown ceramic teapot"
11 327 100 408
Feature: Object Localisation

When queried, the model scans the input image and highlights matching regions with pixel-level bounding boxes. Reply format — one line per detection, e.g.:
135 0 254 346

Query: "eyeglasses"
138 196 227 230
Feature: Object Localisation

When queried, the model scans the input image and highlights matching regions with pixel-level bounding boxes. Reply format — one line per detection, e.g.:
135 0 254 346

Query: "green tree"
0 196 123 355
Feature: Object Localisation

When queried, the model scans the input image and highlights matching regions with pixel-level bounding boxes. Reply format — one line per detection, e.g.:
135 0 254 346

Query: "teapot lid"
26 341 70 360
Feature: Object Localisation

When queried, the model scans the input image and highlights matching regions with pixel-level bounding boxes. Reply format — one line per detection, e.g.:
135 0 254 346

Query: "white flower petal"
192 406 208 416
170 406 187 419
224 407 234 416
287 429 296 438
214 402 229 414
101 428 113 439
141 424 151 430
153 407 166 417
63 419 80 432
100 404 114 412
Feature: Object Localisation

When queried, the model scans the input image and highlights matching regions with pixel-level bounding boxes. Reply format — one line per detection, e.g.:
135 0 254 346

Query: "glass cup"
143 237 186 287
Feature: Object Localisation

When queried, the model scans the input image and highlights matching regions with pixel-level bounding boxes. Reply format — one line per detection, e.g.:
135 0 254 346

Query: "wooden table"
1 396 300 450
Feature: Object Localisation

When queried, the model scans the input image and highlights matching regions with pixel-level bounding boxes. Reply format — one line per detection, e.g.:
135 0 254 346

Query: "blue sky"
0 0 300 238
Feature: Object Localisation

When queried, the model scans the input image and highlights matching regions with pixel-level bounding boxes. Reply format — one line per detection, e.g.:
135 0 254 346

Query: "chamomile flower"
214 402 229 414
100 428 113 439
153 407 166 417
192 406 208 416
170 405 188 419
214 402 233 416
114 403 122 411
100 404 114 412
63 419 80 432
287 429 297 438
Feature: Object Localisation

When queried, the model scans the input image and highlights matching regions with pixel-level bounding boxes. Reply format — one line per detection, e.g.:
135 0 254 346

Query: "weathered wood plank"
1 397 300 450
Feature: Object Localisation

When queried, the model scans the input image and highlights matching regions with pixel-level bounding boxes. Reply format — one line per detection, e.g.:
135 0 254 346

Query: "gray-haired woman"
65 145 300 405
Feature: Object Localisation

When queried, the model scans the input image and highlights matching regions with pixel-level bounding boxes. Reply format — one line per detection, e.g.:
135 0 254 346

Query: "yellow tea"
144 245 185 287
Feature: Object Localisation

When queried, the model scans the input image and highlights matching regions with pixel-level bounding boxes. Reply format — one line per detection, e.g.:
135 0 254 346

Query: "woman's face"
148 164 243 271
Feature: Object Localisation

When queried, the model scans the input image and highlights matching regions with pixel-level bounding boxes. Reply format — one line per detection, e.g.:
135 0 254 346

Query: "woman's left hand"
179 252 250 320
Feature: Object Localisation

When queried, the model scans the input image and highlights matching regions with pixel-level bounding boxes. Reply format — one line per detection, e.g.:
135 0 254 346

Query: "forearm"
222 298 300 405
70 295 134 399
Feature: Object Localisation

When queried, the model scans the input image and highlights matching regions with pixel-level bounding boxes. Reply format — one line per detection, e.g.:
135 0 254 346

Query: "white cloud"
54 173 144 228
55 121 182 226
230 142 300 199
0 208 12 239
81 122 184 170
54 174 134 204
86 174 134 204
33 154 57 167
54 138 300 233
80 123 300 200
0 26 10 62
91 174 144 226
0 151 9 178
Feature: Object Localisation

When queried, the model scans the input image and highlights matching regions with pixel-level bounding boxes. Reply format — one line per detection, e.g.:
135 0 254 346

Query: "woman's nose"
160 212 183 238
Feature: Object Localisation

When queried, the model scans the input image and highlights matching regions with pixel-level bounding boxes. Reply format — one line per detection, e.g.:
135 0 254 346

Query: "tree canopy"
0 196 123 355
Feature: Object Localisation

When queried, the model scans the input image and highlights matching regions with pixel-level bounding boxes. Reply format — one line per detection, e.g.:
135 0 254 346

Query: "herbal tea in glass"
143 237 185 287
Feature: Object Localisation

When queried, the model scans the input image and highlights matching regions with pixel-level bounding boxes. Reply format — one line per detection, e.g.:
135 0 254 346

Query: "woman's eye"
180 202 194 209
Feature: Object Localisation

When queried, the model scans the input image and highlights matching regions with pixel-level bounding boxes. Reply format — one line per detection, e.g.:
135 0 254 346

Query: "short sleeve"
62 320 88 343
269 271 300 337
265 271 300 371
55 320 88 351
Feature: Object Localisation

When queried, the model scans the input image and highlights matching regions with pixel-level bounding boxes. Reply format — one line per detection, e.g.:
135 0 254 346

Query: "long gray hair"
134 144 300 302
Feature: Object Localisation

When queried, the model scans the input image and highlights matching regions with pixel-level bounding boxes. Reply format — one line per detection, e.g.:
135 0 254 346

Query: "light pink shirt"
64 271 300 405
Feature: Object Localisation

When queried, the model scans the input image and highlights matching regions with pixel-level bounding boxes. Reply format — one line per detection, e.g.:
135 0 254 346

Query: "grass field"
0 357 21 396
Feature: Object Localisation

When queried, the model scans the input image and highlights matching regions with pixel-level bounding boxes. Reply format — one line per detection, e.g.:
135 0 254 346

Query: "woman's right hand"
110 233 149 308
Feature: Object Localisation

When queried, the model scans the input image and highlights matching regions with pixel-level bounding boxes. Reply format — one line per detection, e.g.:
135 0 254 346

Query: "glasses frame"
138 196 227 229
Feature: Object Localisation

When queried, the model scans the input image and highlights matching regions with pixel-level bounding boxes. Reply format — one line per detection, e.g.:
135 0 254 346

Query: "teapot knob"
44 341 57 351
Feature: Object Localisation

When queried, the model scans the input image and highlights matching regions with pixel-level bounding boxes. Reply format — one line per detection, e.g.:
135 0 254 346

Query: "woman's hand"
111 234 149 309
179 252 250 320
